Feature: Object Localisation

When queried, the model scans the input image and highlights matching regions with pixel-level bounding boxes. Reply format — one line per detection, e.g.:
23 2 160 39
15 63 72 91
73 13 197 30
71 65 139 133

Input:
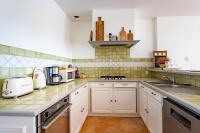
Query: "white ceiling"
55 0 200 21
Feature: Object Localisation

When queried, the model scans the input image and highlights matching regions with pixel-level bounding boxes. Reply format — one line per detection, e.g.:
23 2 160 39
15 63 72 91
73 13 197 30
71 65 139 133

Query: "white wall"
0 0 72 58
130 19 156 58
92 9 135 41
71 18 155 59
156 17 200 70
71 21 95 59
70 9 155 59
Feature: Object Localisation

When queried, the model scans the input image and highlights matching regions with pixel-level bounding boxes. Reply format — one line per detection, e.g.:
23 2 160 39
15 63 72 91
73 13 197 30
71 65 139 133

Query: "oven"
37 96 71 133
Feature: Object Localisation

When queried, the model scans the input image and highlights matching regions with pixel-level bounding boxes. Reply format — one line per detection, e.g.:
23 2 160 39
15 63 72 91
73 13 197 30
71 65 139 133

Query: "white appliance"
33 68 46 89
59 68 75 83
2 77 33 98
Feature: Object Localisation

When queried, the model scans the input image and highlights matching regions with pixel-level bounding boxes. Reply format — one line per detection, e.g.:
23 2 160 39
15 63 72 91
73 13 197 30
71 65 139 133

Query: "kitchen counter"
0 78 156 117
0 79 88 116
142 81 200 115
2 77 200 117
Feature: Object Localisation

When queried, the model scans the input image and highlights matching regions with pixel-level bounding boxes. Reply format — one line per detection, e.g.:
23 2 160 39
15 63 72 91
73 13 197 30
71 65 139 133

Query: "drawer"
81 83 88 90
70 88 81 102
90 82 113 88
140 84 151 93
114 82 137 88
140 83 162 103
148 89 162 103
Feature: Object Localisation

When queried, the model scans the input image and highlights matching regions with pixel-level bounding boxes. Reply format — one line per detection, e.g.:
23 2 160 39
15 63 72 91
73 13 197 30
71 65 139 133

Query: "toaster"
2 77 34 98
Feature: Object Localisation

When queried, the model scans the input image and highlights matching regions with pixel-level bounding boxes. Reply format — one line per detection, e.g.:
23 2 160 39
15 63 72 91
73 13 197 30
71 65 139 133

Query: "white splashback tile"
0 54 71 68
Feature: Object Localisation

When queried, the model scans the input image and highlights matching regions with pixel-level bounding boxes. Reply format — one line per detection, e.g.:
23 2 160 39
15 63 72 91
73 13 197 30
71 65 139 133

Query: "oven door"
42 106 70 133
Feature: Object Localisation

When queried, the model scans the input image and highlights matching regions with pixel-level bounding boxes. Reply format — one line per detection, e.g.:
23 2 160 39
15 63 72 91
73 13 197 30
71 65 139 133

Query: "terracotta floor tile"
80 116 149 133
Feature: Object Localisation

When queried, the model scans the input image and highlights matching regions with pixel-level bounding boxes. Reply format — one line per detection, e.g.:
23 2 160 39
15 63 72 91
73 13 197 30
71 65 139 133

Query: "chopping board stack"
96 17 104 41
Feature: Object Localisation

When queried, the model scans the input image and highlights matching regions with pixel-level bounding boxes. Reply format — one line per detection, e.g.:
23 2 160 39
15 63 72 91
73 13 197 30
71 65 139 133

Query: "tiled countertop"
0 79 88 116
142 81 200 115
1 77 200 117
0 78 157 117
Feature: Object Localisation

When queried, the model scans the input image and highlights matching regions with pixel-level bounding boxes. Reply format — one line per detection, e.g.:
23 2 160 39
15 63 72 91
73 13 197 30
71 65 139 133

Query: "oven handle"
42 103 71 130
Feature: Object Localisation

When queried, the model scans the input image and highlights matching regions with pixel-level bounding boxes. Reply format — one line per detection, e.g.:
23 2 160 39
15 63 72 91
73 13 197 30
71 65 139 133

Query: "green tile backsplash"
150 71 200 87
74 46 154 78
0 44 72 62
78 67 151 78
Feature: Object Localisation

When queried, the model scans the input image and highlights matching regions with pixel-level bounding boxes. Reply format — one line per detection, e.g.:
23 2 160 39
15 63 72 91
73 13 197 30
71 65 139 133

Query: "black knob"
44 112 49 118
64 99 68 102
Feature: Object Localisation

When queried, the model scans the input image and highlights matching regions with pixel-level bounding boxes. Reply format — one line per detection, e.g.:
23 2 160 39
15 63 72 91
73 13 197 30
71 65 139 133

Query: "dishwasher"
163 98 200 133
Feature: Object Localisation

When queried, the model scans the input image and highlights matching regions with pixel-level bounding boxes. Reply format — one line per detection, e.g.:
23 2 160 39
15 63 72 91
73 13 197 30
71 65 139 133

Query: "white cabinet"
139 87 148 124
70 83 89 133
148 95 162 133
139 84 163 133
91 87 113 113
80 84 89 124
70 96 82 133
113 88 136 113
0 116 36 133
91 82 137 114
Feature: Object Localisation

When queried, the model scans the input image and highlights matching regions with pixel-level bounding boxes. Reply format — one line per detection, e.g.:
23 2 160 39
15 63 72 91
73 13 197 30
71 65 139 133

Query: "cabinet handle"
75 91 79 95
114 100 117 102
110 100 113 102
145 108 149 113
151 92 157 95
122 84 128 86
84 86 87 88
99 83 104 85
141 86 144 88
81 108 84 112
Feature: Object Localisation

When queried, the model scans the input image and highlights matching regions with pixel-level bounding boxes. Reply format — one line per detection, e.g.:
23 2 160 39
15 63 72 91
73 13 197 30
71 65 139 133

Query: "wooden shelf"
88 40 140 48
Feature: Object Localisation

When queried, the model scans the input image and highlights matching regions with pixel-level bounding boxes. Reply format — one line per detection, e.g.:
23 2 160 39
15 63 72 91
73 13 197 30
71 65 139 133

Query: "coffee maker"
45 66 62 85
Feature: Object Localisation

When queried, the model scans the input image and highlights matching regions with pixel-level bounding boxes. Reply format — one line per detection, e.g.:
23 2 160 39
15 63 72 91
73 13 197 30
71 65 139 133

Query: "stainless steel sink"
145 81 181 88
154 84 181 88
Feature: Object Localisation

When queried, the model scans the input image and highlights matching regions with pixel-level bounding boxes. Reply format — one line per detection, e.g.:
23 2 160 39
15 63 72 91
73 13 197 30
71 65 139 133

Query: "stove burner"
100 76 126 80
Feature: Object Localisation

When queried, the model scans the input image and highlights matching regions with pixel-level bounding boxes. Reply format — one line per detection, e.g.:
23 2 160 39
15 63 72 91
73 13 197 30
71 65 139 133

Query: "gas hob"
100 76 126 80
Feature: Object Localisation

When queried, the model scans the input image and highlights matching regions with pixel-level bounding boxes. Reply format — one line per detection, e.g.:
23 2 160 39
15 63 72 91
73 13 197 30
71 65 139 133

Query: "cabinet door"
81 84 89 123
91 87 112 113
148 96 162 133
70 97 82 133
140 88 148 125
113 88 136 113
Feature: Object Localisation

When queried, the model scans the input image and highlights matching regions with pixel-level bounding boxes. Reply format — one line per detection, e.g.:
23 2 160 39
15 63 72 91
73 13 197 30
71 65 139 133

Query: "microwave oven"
59 69 75 83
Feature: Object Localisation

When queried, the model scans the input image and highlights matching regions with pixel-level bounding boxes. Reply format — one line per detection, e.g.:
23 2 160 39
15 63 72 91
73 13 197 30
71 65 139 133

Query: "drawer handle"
75 92 79 95
81 108 84 112
99 84 104 85
145 108 149 113
151 92 157 95
122 84 128 86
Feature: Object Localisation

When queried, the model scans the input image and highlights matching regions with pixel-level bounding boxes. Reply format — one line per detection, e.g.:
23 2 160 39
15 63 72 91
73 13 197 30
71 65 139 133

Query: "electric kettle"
33 68 46 89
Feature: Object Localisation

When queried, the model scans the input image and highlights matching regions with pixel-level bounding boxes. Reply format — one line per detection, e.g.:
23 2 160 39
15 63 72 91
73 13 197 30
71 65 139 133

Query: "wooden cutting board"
96 17 104 41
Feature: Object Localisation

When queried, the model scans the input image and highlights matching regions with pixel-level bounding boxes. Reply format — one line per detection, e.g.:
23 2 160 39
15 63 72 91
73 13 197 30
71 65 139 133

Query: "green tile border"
0 44 72 62
72 58 153 63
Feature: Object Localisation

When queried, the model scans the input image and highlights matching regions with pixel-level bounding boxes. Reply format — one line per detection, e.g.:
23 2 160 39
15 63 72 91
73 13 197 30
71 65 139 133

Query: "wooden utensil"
96 17 104 41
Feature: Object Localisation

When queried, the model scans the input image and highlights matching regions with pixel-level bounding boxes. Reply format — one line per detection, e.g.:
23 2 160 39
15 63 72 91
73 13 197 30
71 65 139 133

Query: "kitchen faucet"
162 76 176 85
